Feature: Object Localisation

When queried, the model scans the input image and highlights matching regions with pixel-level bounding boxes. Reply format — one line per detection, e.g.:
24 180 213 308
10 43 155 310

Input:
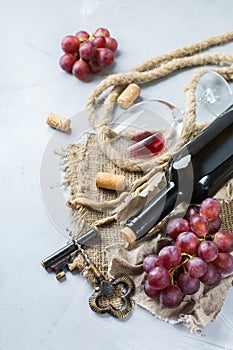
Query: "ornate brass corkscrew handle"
88 275 135 319
76 243 135 319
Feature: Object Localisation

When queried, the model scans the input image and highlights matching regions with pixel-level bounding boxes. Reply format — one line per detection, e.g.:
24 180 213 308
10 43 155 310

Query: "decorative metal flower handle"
77 243 135 319
88 274 135 319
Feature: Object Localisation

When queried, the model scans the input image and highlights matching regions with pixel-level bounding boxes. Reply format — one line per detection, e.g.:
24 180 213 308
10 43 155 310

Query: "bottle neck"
121 181 179 242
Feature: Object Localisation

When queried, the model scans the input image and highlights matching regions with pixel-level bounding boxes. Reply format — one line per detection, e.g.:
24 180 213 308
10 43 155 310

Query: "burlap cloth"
61 133 233 335
60 32 233 334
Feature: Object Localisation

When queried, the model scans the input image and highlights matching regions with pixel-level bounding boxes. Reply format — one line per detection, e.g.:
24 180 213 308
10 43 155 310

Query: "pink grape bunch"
143 198 233 309
59 27 118 80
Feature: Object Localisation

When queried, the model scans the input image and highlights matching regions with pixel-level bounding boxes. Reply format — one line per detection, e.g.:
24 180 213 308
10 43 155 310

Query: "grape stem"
207 234 215 241
79 38 88 43
169 257 190 284
181 253 193 259
89 33 95 40
198 234 215 242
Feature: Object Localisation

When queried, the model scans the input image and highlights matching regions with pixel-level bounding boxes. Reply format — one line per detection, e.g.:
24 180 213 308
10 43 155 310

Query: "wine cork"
96 172 126 191
46 112 71 132
117 83 141 109
120 226 137 243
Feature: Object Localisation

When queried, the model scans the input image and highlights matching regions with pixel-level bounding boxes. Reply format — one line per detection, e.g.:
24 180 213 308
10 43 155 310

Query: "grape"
200 198 221 221
213 230 233 253
176 231 200 255
160 285 184 308
61 35 80 53
143 254 159 273
186 257 207 278
199 262 222 286
198 241 218 262
166 218 190 239
76 30 90 41
105 37 118 52
208 217 222 233
94 27 110 37
79 41 97 60
190 215 209 237
88 58 103 74
158 245 182 269
177 273 200 295
92 36 106 48
96 48 114 67
213 253 233 273
59 53 77 73
144 279 160 299
148 266 170 290
184 205 199 221
72 60 90 80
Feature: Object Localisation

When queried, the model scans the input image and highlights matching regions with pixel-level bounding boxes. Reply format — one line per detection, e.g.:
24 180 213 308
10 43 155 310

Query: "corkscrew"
41 232 135 319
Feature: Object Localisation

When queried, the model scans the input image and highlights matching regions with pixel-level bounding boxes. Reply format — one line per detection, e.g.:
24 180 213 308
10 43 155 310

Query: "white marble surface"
1 1 233 349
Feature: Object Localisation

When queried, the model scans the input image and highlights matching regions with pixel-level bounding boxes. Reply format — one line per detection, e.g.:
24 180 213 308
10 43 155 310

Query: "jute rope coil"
67 31 233 216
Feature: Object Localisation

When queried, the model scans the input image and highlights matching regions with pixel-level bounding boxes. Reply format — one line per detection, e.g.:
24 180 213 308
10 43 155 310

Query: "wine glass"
102 72 232 169
195 71 233 122
104 99 183 167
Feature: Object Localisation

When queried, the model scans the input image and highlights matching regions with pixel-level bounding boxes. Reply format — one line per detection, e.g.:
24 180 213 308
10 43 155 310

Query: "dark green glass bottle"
121 109 233 242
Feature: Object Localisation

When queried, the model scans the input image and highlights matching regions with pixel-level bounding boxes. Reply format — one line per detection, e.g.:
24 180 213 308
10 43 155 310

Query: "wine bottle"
121 109 233 243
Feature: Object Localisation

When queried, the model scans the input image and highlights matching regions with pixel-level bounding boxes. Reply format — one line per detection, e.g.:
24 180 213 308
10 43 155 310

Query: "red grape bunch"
143 198 233 309
59 27 118 80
